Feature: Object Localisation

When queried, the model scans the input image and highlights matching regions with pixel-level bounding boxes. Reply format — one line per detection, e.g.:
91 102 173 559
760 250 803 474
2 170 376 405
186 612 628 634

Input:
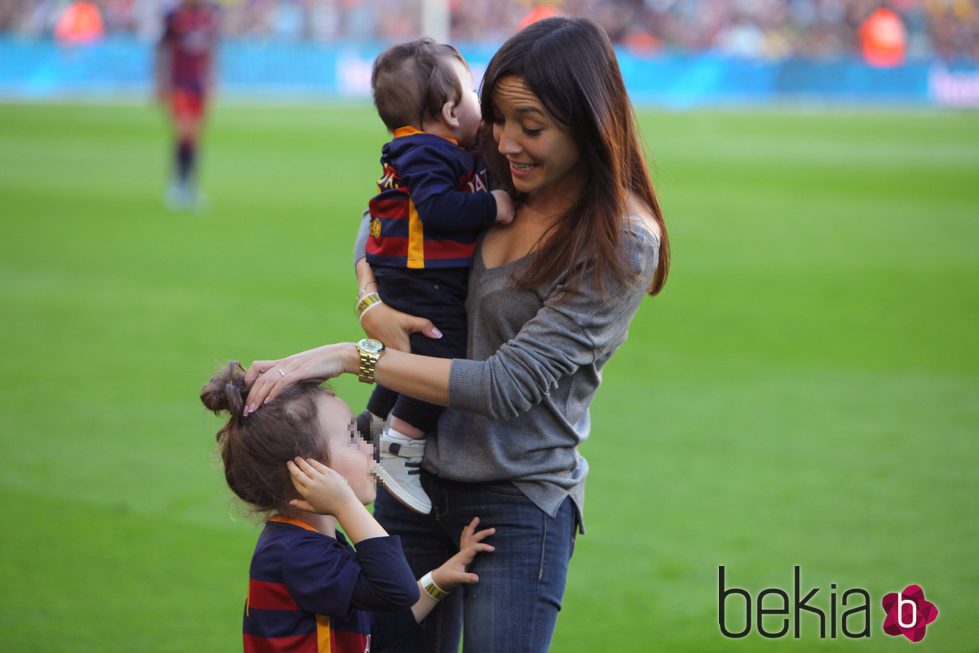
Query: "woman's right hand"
361 301 443 353
356 256 441 351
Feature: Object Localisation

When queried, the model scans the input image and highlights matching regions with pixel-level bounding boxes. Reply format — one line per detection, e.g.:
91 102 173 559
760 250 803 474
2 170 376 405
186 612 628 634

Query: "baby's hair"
200 361 330 516
371 38 468 131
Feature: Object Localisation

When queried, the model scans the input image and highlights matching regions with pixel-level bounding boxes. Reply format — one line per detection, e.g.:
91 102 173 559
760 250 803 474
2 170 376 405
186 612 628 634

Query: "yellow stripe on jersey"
407 198 425 269
316 614 332 652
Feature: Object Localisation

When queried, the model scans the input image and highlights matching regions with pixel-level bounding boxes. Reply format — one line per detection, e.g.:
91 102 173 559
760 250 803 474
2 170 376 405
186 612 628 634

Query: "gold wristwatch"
356 338 385 384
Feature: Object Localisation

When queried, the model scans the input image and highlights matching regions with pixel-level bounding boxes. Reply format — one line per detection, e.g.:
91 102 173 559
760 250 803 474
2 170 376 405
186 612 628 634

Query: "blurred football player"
155 0 220 211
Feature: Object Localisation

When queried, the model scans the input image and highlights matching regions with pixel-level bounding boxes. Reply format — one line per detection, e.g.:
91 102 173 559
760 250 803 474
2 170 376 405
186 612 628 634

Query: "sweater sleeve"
448 229 660 420
353 209 370 266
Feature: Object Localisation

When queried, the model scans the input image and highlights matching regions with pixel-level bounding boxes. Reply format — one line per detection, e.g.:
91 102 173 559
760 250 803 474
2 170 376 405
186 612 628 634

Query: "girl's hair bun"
203 358 328 516
200 361 247 417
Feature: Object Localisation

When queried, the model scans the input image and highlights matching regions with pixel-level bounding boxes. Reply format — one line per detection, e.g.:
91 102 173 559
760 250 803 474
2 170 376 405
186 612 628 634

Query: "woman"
244 17 669 653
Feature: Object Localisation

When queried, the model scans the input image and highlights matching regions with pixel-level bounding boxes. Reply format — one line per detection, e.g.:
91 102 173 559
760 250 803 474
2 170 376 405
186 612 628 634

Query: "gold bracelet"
420 571 450 601
356 292 382 319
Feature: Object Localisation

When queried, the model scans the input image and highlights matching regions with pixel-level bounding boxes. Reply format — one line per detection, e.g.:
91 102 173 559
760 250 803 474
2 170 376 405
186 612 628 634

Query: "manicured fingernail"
432 328 443 338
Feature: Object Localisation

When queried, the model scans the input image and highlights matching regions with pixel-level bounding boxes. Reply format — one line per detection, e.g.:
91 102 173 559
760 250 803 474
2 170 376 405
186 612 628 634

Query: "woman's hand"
287 457 358 516
356 256 441 351
361 301 443 353
243 343 356 415
431 517 496 591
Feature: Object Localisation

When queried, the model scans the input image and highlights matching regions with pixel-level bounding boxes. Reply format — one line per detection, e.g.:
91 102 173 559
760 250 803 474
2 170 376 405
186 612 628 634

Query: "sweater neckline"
476 215 655 274
476 246 533 274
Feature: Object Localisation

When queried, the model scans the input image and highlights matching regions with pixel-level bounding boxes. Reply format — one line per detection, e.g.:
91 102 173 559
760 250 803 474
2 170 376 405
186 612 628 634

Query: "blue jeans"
374 473 577 653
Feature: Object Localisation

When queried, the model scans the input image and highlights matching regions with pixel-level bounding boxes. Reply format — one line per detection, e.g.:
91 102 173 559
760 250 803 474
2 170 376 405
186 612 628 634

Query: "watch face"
358 338 384 354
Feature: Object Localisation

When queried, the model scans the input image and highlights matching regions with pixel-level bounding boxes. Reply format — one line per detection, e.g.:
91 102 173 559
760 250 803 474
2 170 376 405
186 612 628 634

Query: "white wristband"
420 571 450 601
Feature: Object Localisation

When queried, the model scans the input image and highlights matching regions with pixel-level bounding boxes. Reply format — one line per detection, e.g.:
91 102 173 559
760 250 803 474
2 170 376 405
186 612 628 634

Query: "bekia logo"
882 585 939 642
718 566 939 642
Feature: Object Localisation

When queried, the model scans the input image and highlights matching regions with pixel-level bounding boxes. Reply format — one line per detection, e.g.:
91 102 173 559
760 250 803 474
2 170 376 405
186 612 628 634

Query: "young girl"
200 361 494 652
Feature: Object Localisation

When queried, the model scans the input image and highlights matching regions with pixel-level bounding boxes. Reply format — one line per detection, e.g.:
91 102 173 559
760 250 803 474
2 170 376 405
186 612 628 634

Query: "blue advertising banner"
1 37 977 107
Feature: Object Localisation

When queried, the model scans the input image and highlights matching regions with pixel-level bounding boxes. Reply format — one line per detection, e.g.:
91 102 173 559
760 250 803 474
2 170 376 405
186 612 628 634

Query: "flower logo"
881 584 939 642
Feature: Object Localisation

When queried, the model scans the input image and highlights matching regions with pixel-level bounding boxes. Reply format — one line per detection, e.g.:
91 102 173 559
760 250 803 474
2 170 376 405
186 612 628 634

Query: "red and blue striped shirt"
160 2 219 95
367 127 497 270
243 516 417 653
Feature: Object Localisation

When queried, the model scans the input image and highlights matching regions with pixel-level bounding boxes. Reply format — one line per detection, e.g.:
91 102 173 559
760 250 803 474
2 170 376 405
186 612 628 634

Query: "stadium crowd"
0 0 976 60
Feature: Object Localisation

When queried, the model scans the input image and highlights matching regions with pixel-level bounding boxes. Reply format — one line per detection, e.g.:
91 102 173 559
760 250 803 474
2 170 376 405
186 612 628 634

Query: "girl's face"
314 393 376 505
490 75 584 200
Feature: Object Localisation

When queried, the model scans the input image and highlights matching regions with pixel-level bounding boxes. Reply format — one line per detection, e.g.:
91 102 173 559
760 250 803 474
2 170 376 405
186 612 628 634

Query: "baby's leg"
375 324 465 514
373 268 467 515
389 415 425 438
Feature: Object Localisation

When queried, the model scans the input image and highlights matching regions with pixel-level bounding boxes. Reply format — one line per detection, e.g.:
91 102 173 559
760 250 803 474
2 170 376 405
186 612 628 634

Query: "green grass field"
1 101 976 652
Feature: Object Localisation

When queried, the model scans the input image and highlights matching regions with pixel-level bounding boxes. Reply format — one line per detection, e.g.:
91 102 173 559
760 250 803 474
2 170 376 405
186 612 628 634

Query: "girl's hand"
243 343 355 415
361 301 442 353
432 517 496 591
287 457 358 516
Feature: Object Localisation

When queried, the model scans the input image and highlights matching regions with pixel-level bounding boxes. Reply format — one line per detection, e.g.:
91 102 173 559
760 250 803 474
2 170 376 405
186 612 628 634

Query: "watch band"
357 344 382 383
358 348 379 384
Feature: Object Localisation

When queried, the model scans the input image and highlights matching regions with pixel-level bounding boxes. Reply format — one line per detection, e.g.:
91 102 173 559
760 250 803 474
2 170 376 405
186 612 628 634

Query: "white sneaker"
373 430 432 514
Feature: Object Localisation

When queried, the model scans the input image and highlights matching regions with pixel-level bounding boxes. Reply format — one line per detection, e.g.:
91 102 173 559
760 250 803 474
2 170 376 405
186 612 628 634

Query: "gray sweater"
355 215 660 531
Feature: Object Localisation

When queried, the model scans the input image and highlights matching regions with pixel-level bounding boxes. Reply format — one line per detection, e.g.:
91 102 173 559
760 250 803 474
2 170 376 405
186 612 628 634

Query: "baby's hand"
287 457 357 516
492 190 515 225
432 517 495 591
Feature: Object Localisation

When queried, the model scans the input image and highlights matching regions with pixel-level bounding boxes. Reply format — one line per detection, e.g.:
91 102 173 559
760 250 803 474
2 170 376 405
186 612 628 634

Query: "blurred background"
1 0 979 104
1 1 977 652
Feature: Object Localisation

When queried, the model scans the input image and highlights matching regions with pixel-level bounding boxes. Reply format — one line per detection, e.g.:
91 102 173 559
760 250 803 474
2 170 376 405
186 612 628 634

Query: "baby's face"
314 393 376 505
449 58 483 148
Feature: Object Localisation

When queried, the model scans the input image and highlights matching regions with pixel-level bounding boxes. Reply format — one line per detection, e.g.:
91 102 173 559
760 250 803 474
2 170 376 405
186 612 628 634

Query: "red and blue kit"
367 127 497 270
243 516 418 653
363 126 498 431
161 1 219 116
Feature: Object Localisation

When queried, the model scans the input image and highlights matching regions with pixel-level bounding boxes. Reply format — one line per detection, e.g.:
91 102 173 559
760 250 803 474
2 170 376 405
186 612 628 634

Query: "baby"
358 38 514 514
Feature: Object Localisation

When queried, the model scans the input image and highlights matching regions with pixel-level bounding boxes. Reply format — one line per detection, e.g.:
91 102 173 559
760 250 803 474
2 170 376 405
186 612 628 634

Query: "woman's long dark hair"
480 17 669 295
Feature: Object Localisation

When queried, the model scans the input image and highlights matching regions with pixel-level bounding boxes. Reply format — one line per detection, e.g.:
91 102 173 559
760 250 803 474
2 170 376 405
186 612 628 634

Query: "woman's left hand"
243 342 354 416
